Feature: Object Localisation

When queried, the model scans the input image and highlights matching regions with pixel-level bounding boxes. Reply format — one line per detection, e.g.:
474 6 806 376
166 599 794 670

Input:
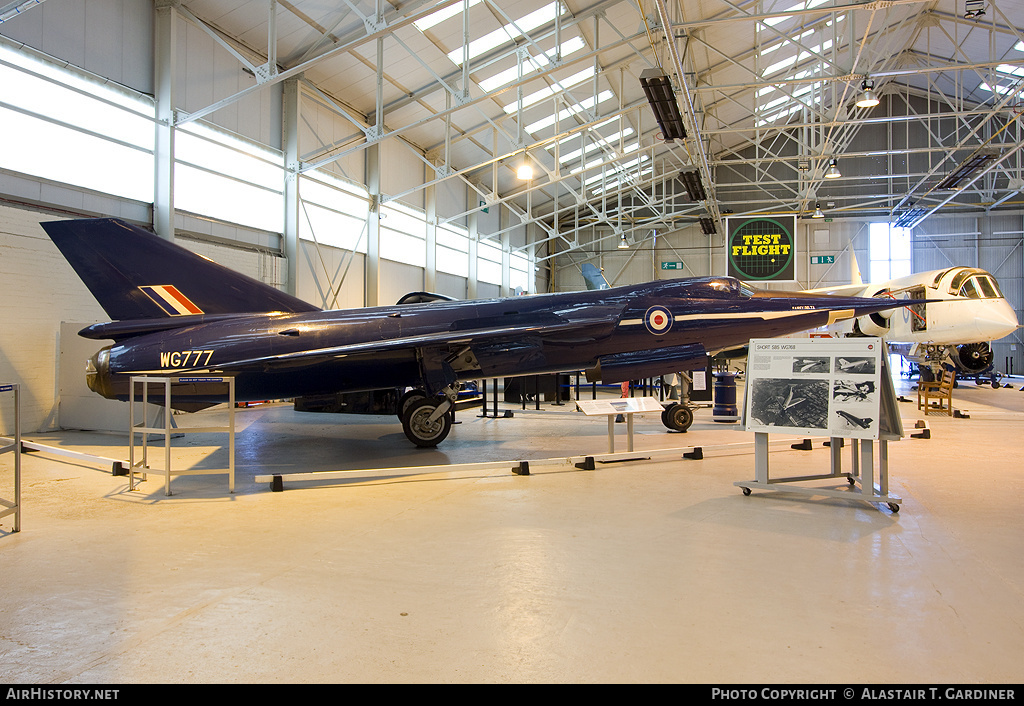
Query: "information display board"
742 337 902 441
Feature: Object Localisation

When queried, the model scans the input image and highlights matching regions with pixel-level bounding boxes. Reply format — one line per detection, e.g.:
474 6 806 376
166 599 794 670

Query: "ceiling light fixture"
618 234 630 249
892 207 925 228
680 170 707 201
813 203 824 218
639 69 687 142
935 150 999 190
824 158 841 179
516 155 533 181
855 79 880 108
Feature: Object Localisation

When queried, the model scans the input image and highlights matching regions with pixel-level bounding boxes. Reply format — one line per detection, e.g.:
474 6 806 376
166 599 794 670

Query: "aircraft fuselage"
84 276 898 406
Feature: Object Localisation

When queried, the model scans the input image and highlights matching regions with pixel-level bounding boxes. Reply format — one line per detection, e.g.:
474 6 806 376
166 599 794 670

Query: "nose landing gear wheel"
402 397 453 447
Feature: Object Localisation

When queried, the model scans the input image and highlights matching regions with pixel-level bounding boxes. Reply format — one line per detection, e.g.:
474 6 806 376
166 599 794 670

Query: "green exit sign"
661 261 684 270
810 255 835 264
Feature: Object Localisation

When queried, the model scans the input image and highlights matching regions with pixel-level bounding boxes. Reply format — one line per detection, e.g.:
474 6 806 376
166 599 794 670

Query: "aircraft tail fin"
42 218 320 321
581 263 610 290
850 250 863 285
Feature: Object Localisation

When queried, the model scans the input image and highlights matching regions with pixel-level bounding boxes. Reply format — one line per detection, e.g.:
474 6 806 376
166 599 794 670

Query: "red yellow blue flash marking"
139 285 204 316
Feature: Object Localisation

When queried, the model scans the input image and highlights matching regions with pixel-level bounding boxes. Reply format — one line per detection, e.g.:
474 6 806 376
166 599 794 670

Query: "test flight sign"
726 216 796 282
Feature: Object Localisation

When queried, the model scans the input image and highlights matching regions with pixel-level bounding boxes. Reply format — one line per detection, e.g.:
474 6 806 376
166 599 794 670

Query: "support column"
425 180 437 293
153 1 177 241
365 143 381 307
282 78 301 296
467 208 478 300
501 227 510 297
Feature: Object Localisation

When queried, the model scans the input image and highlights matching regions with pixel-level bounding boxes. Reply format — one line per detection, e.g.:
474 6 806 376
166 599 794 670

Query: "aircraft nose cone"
974 302 1020 341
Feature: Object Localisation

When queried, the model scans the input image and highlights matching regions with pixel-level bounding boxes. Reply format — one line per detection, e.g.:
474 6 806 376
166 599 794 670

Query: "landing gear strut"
400 384 459 447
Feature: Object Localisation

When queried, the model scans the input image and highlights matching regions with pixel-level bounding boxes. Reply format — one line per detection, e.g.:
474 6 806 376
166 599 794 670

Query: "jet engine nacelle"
951 342 994 374
854 289 896 336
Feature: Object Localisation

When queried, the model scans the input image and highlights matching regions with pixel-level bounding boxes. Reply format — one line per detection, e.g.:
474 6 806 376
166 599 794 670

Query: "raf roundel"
644 305 674 335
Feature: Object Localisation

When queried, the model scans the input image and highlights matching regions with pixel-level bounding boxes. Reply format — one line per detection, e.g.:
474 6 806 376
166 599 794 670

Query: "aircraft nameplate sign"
742 337 902 441
577 396 664 417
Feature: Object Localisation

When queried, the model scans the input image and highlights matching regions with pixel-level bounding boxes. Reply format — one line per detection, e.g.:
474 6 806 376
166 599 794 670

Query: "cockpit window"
976 276 1001 298
948 269 1003 299
957 275 1002 299
738 282 756 298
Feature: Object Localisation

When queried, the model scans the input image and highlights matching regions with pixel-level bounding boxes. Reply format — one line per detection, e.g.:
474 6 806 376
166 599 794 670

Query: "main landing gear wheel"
661 403 694 432
397 389 427 420
402 397 453 447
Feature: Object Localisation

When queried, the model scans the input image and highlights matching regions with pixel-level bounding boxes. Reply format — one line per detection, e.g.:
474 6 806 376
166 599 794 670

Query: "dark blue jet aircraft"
43 218 916 447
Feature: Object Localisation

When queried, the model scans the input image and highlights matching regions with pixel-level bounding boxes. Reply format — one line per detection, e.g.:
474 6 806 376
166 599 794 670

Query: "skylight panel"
1014 41 1024 52
414 0 483 32
448 2 566 67
525 90 614 133
590 167 653 195
762 40 831 77
555 129 635 164
980 82 1022 96
581 154 648 185
477 37 585 92
763 0 831 26
502 67 596 113
756 103 803 127
996 64 1024 77
544 117 619 149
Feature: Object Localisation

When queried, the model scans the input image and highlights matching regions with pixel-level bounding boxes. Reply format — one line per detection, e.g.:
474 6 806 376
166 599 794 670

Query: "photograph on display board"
834 356 877 375
791 357 830 373
747 378 830 431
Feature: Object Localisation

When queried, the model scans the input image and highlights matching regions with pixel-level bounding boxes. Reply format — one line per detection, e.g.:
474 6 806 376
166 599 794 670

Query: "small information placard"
576 397 664 417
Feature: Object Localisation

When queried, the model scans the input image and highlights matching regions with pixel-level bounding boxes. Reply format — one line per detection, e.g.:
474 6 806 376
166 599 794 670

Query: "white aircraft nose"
973 300 1020 341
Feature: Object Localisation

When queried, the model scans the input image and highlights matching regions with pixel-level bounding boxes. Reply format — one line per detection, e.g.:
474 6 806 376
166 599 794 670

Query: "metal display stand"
0 383 21 532
735 434 901 512
576 396 665 453
736 337 904 512
129 376 235 496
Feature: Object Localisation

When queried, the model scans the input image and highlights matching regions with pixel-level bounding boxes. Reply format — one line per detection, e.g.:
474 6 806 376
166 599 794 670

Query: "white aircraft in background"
809 265 1019 384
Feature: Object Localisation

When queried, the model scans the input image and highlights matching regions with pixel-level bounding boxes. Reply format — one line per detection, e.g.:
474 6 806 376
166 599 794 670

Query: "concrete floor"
1 375 1023 684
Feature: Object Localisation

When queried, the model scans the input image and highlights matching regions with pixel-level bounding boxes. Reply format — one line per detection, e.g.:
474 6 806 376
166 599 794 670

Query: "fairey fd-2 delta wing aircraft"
809 266 1019 385
44 218 927 448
